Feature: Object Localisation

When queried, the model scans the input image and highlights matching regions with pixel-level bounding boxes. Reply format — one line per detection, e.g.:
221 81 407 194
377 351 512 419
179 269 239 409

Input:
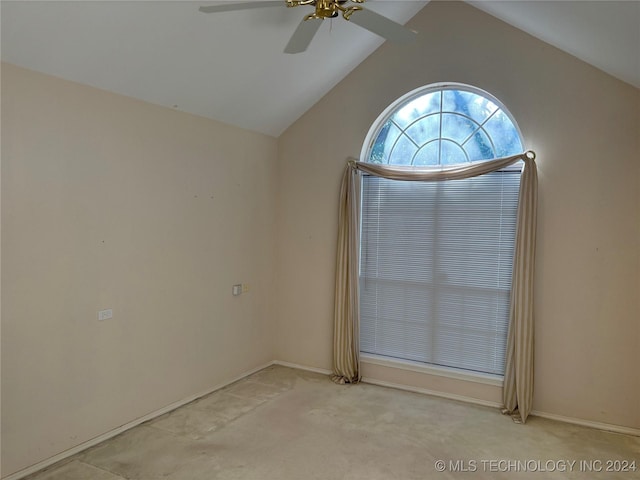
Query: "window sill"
360 353 504 387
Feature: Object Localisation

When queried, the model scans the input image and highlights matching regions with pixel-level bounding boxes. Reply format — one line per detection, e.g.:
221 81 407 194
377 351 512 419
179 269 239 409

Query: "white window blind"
359 169 521 376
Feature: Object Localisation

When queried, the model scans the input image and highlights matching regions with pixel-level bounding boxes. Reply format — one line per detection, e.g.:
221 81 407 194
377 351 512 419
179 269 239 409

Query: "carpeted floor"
25 365 639 479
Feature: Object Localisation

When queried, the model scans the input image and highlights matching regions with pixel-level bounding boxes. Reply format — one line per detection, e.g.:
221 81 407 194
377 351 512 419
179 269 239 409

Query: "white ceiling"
1 0 427 136
2 1 638 137
470 1 640 91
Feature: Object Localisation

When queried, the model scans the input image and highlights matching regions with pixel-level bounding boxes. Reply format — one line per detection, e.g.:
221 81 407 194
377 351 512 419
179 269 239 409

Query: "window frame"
358 83 526 385
361 82 524 167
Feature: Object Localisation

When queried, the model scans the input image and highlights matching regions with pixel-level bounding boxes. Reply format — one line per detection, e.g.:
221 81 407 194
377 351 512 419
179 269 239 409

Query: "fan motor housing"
315 0 339 18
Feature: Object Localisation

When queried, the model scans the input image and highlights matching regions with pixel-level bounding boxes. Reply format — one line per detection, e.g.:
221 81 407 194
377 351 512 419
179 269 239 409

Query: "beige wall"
276 1 640 429
1 63 278 476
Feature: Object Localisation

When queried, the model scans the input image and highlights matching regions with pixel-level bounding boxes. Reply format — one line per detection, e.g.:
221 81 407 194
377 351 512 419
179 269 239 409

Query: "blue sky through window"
368 87 522 165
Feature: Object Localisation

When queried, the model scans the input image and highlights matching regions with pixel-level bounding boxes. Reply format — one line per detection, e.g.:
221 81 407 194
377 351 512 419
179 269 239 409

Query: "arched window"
359 84 524 377
364 83 523 165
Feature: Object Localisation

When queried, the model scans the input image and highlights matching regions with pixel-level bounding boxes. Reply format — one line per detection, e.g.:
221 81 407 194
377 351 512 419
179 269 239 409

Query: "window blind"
359 169 521 376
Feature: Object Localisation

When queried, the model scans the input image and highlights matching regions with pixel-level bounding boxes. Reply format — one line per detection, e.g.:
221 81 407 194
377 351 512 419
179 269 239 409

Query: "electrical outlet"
98 309 113 321
242 283 249 293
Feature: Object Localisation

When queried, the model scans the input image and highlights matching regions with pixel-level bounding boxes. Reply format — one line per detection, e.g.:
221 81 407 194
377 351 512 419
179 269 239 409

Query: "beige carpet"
26 366 639 479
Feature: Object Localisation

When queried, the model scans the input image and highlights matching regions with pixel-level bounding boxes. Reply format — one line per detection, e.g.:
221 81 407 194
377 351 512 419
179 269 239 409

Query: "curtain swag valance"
332 151 538 424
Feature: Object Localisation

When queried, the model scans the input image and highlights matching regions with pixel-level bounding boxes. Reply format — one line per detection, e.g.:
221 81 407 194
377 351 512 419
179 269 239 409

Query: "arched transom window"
366 84 523 166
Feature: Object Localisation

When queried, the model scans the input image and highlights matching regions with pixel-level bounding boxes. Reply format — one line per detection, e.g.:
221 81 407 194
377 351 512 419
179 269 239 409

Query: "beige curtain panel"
332 152 538 423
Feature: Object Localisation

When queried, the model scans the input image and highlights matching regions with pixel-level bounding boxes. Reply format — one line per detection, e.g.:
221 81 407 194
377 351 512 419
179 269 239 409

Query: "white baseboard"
361 376 503 409
3 361 275 480
272 359 332 376
361 376 640 437
270 361 640 437
530 410 640 437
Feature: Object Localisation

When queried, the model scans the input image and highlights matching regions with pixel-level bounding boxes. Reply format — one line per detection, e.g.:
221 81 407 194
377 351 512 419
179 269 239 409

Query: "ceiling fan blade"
199 1 283 14
284 18 323 54
348 8 417 44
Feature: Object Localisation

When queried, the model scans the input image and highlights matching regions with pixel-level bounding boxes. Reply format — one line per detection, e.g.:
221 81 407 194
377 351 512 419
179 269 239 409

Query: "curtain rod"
347 150 536 165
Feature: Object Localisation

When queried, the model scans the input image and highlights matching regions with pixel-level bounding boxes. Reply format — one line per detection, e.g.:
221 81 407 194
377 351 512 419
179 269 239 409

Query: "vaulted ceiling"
2 1 638 137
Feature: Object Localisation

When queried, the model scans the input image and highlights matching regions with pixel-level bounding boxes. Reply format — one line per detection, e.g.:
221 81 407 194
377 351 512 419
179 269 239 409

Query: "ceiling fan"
199 0 417 54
